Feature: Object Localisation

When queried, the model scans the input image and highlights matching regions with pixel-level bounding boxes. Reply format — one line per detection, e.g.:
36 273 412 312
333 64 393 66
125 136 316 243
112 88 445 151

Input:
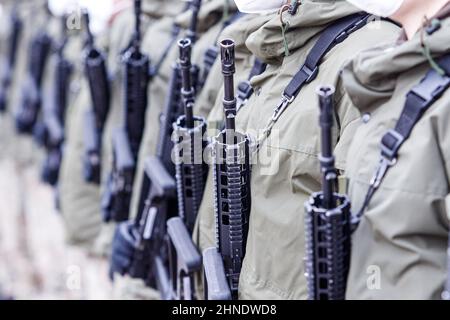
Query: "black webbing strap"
236 59 267 111
148 3 191 78
283 13 369 101
352 54 450 227
149 24 182 79
267 13 370 125
201 12 244 85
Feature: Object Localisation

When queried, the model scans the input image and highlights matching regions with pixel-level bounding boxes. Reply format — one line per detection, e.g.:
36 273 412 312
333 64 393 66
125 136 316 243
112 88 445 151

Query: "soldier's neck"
391 0 450 39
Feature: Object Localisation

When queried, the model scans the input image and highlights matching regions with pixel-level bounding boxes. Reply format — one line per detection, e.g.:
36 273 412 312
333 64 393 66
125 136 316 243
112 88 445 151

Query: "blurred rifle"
203 39 252 300
109 0 204 300
166 37 208 300
81 10 111 184
15 12 52 134
41 15 73 186
0 6 23 112
102 0 150 222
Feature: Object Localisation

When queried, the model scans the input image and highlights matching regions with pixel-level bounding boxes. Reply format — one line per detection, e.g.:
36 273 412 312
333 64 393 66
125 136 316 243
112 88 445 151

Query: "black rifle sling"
265 13 370 128
353 54 450 226
236 58 267 111
285 13 369 100
149 24 182 79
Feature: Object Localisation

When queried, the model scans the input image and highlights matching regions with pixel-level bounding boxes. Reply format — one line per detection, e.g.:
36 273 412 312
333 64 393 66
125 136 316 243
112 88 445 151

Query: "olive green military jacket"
342 12 450 300
196 0 399 300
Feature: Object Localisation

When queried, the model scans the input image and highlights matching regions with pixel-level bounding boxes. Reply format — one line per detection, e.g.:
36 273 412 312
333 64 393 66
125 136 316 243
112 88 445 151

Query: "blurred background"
0 0 128 300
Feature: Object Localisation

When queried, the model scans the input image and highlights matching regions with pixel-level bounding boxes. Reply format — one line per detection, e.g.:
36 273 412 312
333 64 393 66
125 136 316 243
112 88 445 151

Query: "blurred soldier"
195 0 399 299
110 0 245 300
58 0 183 253
340 0 450 299
58 0 127 250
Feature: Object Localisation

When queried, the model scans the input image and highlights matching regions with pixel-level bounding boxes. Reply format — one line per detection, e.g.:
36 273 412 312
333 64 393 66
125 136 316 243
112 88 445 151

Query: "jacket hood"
342 12 450 112
175 0 237 33
220 13 274 58
142 0 185 18
245 0 360 64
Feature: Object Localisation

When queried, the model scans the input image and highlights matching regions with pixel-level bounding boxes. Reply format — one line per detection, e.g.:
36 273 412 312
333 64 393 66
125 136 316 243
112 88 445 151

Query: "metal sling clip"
271 94 295 121
369 155 397 190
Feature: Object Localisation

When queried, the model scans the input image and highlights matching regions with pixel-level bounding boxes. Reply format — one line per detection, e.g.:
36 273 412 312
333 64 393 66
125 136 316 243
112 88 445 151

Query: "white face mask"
48 0 79 17
79 0 114 35
233 0 287 14
345 0 404 17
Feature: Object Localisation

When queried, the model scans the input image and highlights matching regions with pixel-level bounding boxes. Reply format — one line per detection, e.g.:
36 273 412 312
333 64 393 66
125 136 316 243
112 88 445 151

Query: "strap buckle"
380 129 404 161
204 46 219 65
302 64 319 83
271 94 294 121
410 70 450 102
237 80 253 102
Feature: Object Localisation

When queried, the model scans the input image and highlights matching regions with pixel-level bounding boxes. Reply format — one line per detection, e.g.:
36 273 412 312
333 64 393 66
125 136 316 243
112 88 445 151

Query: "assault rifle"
304 86 351 300
109 1 204 299
41 15 73 186
203 39 252 300
166 38 208 300
81 10 111 184
15 26 52 134
102 0 150 222
0 6 22 112
109 54 200 299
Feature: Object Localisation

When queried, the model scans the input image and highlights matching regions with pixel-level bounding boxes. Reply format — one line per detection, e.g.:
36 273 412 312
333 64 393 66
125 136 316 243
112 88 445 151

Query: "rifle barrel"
317 85 336 209
178 39 194 128
134 0 142 49
220 39 236 134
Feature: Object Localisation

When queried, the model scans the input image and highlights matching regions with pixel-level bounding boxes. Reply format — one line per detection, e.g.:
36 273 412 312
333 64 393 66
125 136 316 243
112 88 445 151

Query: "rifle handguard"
304 192 351 300
85 48 110 129
123 47 150 157
172 116 208 233
212 130 252 299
